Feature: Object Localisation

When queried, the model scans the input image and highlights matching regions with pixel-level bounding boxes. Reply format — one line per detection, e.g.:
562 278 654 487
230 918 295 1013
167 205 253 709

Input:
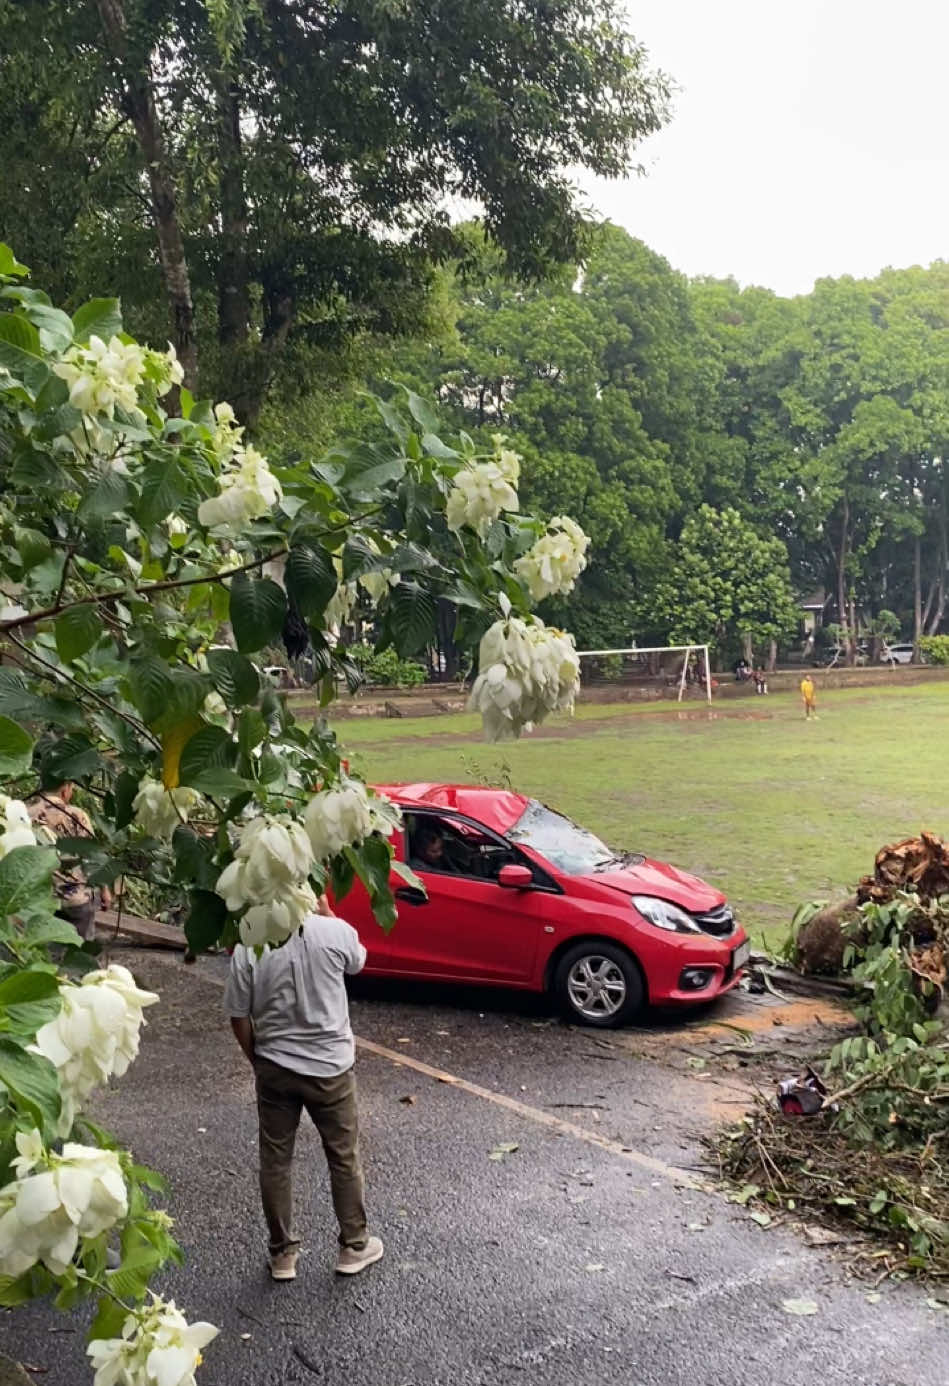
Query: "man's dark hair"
416 824 443 851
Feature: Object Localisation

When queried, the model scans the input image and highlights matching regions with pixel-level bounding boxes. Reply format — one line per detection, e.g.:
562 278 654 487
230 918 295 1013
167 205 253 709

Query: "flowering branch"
2 631 161 750
0 547 289 634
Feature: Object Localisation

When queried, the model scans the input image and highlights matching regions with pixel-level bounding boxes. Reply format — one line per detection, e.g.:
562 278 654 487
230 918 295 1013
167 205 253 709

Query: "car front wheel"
553 941 644 1028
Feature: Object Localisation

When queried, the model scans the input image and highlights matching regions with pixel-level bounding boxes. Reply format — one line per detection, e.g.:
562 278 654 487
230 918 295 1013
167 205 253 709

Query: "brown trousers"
254 1057 368 1255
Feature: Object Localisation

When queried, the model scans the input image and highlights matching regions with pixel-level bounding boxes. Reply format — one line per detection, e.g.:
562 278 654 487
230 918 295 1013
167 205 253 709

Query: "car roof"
375 782 531 836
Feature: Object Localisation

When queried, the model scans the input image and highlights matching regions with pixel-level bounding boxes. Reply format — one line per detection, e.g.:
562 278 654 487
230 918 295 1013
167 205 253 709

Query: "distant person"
733 657 751 682
225 895 383 1281
27 783 111 939
800 674 818 720
753 668 768 695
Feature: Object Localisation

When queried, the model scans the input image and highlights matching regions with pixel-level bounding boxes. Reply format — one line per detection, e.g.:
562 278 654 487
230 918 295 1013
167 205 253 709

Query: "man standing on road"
225 895 383 1281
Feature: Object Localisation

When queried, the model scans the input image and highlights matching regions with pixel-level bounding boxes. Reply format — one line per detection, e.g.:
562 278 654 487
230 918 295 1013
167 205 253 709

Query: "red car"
334 783 750 1028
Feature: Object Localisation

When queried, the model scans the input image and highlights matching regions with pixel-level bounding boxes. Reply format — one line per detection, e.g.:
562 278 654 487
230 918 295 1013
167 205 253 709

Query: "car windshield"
507 800 617 875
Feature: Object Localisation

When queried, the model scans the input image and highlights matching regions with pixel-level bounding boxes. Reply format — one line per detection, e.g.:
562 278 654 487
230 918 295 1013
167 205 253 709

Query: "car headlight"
631 895 701 934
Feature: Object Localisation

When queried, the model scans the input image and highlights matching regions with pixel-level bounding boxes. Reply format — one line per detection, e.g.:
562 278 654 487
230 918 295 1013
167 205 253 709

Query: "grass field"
311 683 949 946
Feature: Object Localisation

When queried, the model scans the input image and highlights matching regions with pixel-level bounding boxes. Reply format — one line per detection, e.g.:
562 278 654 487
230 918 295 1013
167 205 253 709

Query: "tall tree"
1 0 671 421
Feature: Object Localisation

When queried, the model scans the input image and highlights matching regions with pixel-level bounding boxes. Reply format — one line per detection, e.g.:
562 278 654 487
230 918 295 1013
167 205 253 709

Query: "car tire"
553 941 645 1029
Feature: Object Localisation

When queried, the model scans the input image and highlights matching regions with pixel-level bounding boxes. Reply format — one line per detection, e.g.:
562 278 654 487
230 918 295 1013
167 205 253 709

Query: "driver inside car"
410 823 471 875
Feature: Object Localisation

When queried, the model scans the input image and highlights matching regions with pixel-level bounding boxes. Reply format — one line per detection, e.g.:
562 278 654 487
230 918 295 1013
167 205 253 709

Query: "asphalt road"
4 951 946 1386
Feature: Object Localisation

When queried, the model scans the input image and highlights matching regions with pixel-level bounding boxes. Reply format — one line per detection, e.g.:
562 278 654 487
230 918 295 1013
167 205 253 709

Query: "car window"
405 813 515 881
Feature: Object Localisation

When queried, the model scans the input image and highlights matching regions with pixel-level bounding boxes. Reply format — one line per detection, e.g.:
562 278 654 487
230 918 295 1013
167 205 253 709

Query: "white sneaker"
336 1235 384 1275
270 1249 299 1281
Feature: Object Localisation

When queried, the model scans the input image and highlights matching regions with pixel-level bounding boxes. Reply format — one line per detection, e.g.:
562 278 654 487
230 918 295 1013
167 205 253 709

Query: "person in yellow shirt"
800 674 818 720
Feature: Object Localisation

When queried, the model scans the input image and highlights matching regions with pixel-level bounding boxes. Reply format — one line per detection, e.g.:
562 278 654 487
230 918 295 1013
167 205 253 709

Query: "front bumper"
645 929 750 1005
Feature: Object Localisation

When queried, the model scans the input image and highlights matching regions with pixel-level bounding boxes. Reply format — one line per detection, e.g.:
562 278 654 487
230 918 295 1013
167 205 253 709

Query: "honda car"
332 783 750 1028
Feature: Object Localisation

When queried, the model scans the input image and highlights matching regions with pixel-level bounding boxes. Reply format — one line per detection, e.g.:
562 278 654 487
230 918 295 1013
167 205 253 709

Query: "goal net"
576 645 713 705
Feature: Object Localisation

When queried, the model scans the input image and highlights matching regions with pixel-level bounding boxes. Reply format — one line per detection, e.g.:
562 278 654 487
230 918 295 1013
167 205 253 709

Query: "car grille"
692 903 736 937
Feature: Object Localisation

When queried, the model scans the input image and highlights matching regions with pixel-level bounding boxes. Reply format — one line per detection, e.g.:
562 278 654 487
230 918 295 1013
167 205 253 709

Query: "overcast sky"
580 1 949 296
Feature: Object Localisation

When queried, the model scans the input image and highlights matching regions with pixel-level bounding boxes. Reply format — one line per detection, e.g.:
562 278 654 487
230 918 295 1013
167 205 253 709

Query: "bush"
919 635 949 665
348 643 428 686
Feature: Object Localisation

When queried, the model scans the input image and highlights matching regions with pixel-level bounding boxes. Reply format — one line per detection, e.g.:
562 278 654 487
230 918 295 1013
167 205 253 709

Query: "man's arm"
230 1015 255 1066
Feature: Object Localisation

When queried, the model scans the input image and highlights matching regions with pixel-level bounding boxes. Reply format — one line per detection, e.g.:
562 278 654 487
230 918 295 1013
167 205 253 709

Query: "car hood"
584 858 725 912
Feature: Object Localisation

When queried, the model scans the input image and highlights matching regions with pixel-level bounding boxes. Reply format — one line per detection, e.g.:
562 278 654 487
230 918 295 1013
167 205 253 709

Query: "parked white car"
882 643 919 665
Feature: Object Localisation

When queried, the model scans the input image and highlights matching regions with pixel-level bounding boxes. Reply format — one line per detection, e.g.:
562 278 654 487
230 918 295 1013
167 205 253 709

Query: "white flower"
87 1295 218 1386
514 515 590 601
445 460 519 538
211 401 244 461
53 335 146 419
166 514 188 538
0 602 29 623
214 815 318 949
0 1132 127 1278
31 966 158 1135
468 615 580 741
0 793 37 857
198 444 281 534
202 691 227 719
144 343 185 396
133 778 202 840
359 567 400 602
238 883 318 948
304 777 401 863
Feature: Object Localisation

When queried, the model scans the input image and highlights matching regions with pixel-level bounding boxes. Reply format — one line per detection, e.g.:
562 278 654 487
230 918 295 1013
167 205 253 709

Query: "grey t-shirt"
224 914 367 1077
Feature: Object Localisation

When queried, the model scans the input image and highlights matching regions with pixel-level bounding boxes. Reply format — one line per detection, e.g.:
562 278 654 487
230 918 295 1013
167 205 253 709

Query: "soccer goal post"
576 644 713 705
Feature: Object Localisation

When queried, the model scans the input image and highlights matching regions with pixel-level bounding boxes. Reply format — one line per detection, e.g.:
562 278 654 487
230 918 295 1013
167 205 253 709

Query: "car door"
386 811 548 984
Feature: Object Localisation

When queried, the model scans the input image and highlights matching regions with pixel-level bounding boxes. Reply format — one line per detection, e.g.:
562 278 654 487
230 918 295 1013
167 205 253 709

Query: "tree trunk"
913 533 923 659
926 466 949 635
741 632 753 664
216 76 251 348
835 498 851 663
95 0 197 390
768 638 777 672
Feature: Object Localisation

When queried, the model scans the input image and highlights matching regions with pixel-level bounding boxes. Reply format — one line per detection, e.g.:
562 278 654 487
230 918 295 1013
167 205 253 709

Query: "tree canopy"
0 0 670 422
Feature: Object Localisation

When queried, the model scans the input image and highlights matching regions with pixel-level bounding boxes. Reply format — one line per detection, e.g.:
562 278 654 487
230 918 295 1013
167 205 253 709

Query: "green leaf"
371 395 409 444
25 302 73 353
171 828 218 890
0 970 59 1008
285 543 337 618
0 846 57 916
206 648 259 707
237 708 266 757
0 312 48 393
178 725 234 786
112 770 139 830
38 733 102 785
0 673 86 731
14 526 52 568
54 604 101 663
88 1293 128 1342
128 655 174 725
151 670 209 734
0 1270 45 1307
389 580 436 656
0 244 28 278
71 298 122 344
403 388 440 434
138 458 185 526
184 889 227 954
421 432 460 460
0 715 33 775
347 835 397 933
0 1037 60 1129
78 469 130 523
229 574 287 654
185 767 253 799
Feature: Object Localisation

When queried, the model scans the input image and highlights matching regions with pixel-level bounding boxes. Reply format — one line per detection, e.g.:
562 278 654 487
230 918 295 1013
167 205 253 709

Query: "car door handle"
394 887 428 906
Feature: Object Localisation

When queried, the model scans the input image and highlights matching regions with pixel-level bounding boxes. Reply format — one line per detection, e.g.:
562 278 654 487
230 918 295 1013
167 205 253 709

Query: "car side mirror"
498 863 534 889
